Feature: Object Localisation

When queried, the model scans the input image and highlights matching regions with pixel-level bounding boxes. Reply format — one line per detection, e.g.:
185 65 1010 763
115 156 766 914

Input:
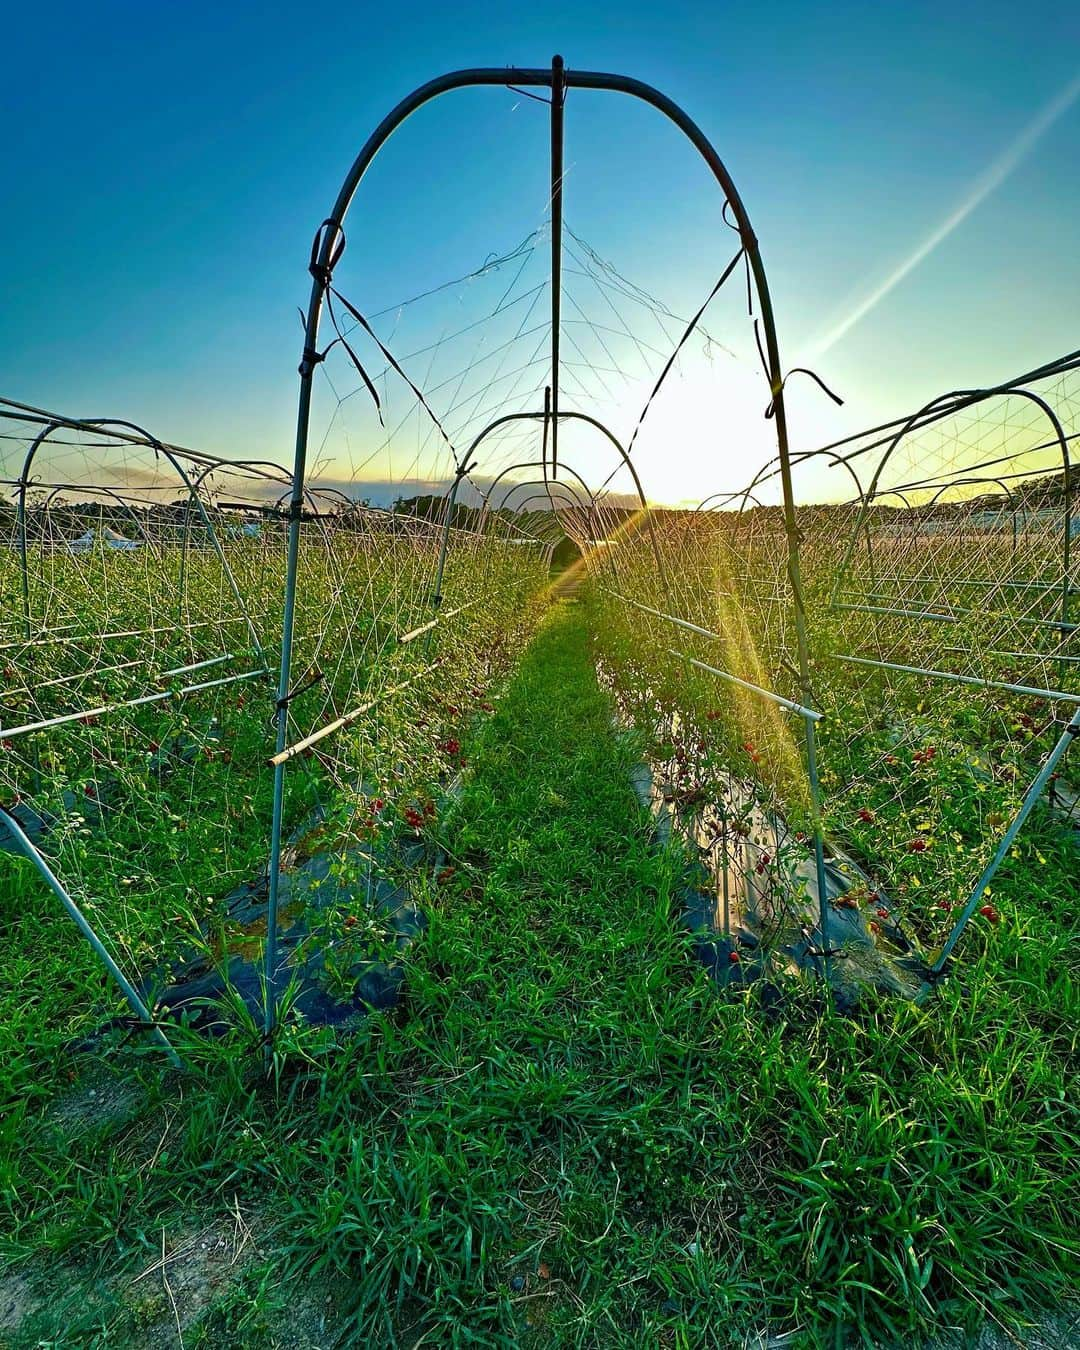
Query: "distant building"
67 526 140 553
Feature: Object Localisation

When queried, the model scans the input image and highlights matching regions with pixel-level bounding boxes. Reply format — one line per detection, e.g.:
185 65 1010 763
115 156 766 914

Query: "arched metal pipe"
510 499 578 566
17 417 263 656
482 456 599 543
713 445 869 519
429 448 600 637
697 489 766 513
926 476 1015 508
268 61 818 1039
458 409 669 590
927 475 1021 565
500 486 587 524
831 388 1072 624
493 481 593 532
3 395 291 481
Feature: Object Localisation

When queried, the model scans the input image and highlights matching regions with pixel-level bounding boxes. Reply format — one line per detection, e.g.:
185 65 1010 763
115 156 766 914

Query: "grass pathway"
3 599 1075 1348
298 596 713 1342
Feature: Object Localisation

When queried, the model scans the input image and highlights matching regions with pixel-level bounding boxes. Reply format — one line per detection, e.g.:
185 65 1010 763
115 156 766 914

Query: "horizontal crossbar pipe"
5 651 235 701
0 394 290 482
855 575 1073 596
0 806 181 1067
159 652 237 679
0 617 253 653
918 703 1080 998
24 656 145 695
839 585 1069 619
267 661 442 766
798 349 1080 463
833 653 1080 705
835 600 1076 635
717 590 793 605
399 617 439 645
0 667 267 740
3 618 81 637
940 645 1080 666
397 599 478 647
602 588 729 645
601 587 798 644
336 508 490 545
834 601 959 625
873 453 1079 502
668 648 822 721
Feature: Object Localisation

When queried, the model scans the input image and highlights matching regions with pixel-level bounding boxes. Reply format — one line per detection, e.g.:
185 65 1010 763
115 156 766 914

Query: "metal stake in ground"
0 807 181 1068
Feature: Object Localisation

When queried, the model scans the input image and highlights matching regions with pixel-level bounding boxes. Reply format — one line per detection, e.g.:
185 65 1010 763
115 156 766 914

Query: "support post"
16 477 31 640
541 386 551 480
802 712 831 981
264 343 321 1057
549 55 565 481
426 462 470 655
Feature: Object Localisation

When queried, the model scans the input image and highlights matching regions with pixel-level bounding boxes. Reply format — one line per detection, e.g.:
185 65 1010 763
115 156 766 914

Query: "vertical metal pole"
1059 479 1073 695
264 302 327 1055
178 486 195 637
549 55 565 482
802 711 831 980
0 808 181 1067
264 500 303 1054
864 512 886 655
1061 447 1073 631
541 386 551 480
426 467 466 655
745 248 831 986
16 473 31 640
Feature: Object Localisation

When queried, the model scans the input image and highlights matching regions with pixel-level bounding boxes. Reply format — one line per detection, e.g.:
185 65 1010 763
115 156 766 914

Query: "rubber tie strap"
308 219 346 289
272 669 326 726
298 345 326 378
921 960 952 987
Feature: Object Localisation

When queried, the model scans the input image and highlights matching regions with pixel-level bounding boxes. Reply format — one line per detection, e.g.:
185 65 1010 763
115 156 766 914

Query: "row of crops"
581 361 1079 1002
1 350 1078 1064
0 409 551 1070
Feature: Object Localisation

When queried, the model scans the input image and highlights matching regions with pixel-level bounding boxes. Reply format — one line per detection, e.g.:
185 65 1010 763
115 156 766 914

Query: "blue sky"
2 1 1078 502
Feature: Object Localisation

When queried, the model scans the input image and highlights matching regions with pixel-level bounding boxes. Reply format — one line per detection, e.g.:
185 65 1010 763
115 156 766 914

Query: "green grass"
1 600 1076 1347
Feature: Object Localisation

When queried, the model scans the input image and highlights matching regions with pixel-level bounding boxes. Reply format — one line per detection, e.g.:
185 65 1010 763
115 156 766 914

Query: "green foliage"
0 603 1075 1346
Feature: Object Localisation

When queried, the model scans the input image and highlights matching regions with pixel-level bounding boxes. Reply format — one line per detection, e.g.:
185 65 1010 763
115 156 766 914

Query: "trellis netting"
0 409 285 1059
587 354 1078 1002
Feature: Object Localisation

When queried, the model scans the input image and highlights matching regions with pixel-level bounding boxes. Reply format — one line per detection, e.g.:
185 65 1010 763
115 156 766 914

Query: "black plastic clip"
308 218 346 290
298 345 326 379
920 960 952 987
453 455 478 483
271 669 325 727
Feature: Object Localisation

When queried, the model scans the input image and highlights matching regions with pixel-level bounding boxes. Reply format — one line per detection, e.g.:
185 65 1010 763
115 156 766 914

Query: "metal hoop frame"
266 57 821 1039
